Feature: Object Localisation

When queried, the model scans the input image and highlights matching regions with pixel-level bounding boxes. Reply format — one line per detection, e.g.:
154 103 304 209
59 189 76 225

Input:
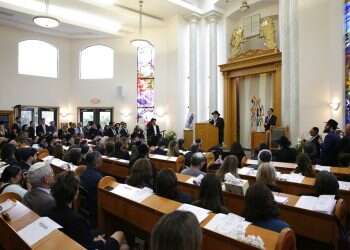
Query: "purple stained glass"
345 1 350 123
137 46 155 123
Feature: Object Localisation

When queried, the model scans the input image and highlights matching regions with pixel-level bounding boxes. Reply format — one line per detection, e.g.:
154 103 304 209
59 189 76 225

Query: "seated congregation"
0 117 348 250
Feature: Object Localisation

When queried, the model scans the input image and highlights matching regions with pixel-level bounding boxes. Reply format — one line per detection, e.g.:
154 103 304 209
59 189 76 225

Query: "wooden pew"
0 192 85 250
246 159 350 179
176 174 344 248
97 176 296 250
237 170 350 215
149 154 185 172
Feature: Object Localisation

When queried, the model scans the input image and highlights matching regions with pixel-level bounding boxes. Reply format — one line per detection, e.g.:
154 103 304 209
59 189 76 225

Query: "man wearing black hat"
320 119 341 165
209 111 224 145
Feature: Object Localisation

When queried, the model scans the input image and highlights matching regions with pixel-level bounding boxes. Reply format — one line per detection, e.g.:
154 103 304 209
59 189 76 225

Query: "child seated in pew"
294 153 316 177
0 165 27 198
151 211 202 250
49 171 129 250
192 174 230 214
155 169 192 204
256 163 281 192
244 183 289 233
216 155 239 182
126 158 154 190
313 171 339 196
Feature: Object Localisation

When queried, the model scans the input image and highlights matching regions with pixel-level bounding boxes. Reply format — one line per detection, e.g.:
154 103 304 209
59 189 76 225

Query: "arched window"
80 45 114 79
18 40 58 78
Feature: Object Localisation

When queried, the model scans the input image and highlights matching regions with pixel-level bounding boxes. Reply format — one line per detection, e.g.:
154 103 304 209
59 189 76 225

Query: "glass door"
80 110 94 126
20 107 34 126
79 108 113 127
38 107 58 126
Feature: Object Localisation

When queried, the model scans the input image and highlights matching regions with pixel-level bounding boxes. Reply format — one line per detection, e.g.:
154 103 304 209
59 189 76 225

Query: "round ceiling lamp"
33 0 60 28
130 0 153 48
240 1 250 12
33 16 60 28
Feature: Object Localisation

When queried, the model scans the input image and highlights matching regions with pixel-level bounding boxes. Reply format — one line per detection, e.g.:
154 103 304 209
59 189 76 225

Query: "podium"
195 122 218 151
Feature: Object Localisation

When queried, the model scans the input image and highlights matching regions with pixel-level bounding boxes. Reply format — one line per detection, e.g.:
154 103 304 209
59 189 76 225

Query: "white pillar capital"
185 13 201 23
205 10 222 23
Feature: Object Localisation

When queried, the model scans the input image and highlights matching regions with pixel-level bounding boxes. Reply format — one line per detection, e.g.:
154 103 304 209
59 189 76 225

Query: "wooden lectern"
195 122 218 151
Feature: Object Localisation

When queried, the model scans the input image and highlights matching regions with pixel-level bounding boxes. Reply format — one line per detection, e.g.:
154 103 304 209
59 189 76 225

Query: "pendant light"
130 0 153 48
240 1 250 12
33 0 60 28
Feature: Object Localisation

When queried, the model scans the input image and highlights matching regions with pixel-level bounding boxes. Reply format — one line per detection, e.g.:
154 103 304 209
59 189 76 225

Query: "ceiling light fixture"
240 0 250 12
130 0 153 48
33 0 60 28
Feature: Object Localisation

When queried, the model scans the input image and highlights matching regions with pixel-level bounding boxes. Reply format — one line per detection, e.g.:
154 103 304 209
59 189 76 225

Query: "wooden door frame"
219 49 282 147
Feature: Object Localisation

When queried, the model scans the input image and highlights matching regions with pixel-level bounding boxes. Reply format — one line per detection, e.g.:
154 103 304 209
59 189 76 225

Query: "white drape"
239 74 273 148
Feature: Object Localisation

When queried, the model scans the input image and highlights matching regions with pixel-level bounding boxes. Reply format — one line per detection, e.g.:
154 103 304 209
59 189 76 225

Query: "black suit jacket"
147 124 161 146
36 125 49 137
106 127 117 137
28 127 35 139
264 115 277 131
48 206 119 250
119 128 129 137
210 117 225 144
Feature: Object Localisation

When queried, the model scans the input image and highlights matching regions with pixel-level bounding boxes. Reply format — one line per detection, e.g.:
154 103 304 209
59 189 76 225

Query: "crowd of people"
0 116 347 250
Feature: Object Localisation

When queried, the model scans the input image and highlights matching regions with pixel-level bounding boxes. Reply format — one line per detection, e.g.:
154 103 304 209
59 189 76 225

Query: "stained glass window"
345 0 350 123
137 46 155 124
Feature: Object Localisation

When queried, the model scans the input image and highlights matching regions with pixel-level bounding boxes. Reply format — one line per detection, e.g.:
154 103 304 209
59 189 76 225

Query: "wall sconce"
329 100 340 111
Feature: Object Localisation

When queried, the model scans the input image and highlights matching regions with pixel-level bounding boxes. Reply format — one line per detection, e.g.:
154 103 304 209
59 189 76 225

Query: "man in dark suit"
47 121 56 135
264 108 277 131
146 118 161 146
106 122 117 137
28 121 35 139
36 118 49 137
308 126 322 159
320 119 341 166
12 116 21 133
80 151 103 226
119 122 129 138
209 110 224 145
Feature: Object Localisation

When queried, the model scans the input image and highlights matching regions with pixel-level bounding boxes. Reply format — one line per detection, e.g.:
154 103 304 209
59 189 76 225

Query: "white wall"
0 25 72 110
0 18 189 137
298 0 344 136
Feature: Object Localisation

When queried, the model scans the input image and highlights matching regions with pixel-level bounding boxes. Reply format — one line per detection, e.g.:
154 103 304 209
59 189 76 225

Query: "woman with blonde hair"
167 140 179 157
216 155 239 182
256 162 280 192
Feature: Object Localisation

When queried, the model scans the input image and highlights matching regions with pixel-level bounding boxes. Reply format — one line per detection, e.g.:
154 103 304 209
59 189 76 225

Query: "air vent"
0 11 14 17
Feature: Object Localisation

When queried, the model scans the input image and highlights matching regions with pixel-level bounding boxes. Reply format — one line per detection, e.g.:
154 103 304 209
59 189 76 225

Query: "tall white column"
206 11 221 113
279 0 300 142
187 13 201 122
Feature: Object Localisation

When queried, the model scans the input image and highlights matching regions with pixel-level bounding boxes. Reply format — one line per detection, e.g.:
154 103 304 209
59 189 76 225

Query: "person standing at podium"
209 111 224 146
264 108 277 131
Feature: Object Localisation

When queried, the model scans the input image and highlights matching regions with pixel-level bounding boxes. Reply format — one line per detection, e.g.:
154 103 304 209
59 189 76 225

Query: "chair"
176 155 185 172
275 228 297 250
37 148 49 160
335 198 347 229
75 165 87 176
205 152 215 167
0 192 21 203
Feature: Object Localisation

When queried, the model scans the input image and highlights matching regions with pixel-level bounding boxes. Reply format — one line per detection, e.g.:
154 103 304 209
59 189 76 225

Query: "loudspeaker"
116 85 124 98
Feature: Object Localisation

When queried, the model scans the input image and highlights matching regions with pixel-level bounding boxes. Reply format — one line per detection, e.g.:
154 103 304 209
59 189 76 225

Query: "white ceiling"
0 0 277 39
0 0 205 38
